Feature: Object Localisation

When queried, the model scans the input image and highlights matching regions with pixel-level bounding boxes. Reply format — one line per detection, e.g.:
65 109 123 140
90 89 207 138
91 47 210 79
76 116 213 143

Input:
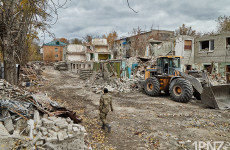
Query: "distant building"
175 35 195 72
42 40 67 62
63 44 86 62
113 29 174 59
194 33 230 76
87 39 113 61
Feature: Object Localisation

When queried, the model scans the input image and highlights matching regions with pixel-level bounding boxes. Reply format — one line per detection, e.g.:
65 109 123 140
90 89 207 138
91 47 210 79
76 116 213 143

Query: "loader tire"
169 78 193 103
144 77 160 96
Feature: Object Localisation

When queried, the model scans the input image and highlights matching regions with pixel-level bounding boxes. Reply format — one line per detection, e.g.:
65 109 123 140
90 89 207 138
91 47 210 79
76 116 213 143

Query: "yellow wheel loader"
140 56 230 109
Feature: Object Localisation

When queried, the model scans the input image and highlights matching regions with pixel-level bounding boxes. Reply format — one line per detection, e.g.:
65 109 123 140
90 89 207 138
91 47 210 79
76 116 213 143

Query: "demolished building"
53 30 230 90
89 38 113 61
63 44 87 62
113 29 174 59
194 33 230 76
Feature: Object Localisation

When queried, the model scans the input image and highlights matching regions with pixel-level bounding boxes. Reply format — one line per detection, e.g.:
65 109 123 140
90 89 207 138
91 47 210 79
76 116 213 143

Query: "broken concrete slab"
67 124 72 132
13 130 20 136
44 142 56 150
47 116 57 121
36 140 44 146
45 136 58 143
39 127 47 133
64 131 69 140
2 110 14 134
0 122 10 136
42 118 54 128
56 121 68 129
34 110 40 124
57 131 64 141
72 127 80 132
37 146 46 150
32 132 42 144
51 126 59 132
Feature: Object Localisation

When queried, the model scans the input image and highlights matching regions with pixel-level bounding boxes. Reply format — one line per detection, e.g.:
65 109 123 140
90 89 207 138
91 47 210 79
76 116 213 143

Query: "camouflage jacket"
99 93 113 113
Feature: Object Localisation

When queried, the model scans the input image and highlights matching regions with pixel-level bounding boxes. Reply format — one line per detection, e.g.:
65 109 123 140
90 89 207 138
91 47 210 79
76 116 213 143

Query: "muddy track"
41 68 230 150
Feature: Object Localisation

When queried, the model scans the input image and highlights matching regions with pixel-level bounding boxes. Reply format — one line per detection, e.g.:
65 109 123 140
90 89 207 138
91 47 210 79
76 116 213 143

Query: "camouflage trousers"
99 112 108 125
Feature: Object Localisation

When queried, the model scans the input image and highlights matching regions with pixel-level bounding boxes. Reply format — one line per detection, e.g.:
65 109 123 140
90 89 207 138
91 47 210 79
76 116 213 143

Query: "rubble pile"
24 114 86 150
188 70 228 85
0 79 85 149
208 73 227 85
19 62 45 87
54 61 68 71
0 79 29 99
86 70 144 93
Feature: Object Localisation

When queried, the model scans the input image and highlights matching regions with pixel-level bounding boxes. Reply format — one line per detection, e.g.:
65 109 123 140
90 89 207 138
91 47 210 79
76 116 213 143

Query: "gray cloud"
40 0 230 44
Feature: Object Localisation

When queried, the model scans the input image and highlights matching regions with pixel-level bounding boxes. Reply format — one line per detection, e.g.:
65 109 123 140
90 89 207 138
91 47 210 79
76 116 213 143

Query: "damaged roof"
43 40 67 47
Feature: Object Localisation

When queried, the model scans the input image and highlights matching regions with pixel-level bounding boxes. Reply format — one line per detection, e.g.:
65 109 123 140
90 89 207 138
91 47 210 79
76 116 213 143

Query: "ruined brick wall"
43 45 64 62
194 33 230 75
194 33 230 64
127 30 174 58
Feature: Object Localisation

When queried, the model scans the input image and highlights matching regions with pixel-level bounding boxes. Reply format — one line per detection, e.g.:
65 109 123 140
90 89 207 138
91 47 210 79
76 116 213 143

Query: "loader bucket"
201 84 230 109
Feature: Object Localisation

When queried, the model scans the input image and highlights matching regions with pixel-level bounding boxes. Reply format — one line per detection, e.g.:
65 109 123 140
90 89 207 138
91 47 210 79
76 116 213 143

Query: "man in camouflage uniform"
99 88 113 132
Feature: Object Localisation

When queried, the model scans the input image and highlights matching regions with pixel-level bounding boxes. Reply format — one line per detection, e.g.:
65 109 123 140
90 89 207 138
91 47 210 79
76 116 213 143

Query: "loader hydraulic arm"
173 70 204 94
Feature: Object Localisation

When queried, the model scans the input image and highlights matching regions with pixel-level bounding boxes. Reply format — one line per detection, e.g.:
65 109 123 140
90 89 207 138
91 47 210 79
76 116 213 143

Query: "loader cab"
157 56 181 75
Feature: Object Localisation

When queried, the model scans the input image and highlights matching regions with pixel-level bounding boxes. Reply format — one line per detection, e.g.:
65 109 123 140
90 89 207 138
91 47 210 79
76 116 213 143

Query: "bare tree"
83 34 94 43
128 27 157 57
0 0 67 84
217 15 230 33
71 38 82 44
175 24 196 36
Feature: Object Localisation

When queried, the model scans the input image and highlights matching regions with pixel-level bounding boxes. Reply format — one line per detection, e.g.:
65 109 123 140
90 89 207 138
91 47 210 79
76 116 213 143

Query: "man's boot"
105 124 111 133
101 124 105 130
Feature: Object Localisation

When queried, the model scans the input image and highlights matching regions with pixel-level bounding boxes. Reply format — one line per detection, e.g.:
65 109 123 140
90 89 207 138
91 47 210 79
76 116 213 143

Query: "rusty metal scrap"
30 93 82 123
49 111 82 123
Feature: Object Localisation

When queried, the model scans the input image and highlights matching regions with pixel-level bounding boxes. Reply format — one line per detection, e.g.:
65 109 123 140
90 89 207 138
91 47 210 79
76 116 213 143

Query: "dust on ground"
39 67 230 150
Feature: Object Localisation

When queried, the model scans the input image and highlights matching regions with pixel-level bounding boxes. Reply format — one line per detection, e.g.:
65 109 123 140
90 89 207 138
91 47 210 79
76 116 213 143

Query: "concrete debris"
0 79 29 99
2 109 14 134
0 79 82 123
0 79 85 149
0 122 10 136
54 61 68 71
85 65 144 93
79 69 93 80
208 73 227 85
19 62 45 87
188 70 228 85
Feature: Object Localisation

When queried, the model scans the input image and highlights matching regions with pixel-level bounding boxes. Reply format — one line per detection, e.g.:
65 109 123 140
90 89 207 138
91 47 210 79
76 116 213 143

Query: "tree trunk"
3 42 16 85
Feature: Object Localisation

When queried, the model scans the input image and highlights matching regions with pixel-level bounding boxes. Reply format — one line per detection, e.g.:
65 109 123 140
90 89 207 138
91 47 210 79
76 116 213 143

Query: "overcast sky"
40 0 230 44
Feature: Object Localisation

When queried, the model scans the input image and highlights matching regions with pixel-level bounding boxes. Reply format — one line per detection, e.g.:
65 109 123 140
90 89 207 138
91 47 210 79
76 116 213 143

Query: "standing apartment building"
63 44 86 62
43 40 67 62
87 39 113 61
194 33 230 76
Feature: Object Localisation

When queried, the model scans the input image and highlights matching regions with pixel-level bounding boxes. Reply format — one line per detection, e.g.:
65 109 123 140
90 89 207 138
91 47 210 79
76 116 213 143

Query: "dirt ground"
39 67 230 150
